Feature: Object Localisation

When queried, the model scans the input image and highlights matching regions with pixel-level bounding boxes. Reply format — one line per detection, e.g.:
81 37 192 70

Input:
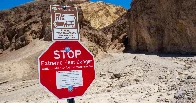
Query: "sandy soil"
0 39 195 103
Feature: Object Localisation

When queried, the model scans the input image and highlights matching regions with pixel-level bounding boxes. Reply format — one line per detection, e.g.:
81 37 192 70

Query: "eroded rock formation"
101 12 128 51
78 2 126 29
128 0 196 54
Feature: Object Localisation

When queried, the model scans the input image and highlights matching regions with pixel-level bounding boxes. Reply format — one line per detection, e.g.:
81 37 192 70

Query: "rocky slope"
101 12 128 52
78 2 126 29
127 0 196 54
0 0 126 54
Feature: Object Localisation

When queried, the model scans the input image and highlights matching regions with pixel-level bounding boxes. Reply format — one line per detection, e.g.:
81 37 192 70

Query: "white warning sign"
51 5 80 41
56 70 83 89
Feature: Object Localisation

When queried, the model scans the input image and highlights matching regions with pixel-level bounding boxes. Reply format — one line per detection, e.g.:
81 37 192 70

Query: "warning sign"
50 5 79 41
56 70 83 90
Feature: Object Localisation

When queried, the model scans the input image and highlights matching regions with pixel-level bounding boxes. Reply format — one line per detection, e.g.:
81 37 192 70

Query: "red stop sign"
38 41 95 99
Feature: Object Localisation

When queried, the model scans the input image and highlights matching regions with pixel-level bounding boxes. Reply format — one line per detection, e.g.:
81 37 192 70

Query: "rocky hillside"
101 12 128 52
127 0 196 54
78 2 126 29
1 0 195 55
0 0 126 54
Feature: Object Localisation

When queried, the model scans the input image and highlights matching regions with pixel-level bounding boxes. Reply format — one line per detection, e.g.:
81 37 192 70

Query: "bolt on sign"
50 5 79 41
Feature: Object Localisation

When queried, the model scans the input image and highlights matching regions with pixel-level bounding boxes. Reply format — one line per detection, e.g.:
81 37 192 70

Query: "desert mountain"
0 0 196 55
0 0 126 55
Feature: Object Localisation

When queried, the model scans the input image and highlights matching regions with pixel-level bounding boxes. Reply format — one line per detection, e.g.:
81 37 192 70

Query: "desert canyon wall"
128 0 196 54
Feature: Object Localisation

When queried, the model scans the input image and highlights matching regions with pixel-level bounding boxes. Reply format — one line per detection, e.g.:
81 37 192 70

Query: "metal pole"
67 98 75 103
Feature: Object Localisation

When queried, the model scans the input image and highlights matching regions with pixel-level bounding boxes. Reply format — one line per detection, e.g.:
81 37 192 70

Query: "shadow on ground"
123 49 196 57
122 38 196 57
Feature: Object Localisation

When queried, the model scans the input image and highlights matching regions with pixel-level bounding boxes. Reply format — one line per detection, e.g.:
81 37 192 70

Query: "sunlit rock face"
127 0 196 54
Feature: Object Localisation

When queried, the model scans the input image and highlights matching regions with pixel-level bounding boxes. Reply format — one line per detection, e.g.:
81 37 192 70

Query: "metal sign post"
67 98 75 103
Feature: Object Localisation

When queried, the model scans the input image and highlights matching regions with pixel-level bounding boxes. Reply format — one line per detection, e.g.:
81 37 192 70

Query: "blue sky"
0 0 34 10
90 0 131 9
0 0 131 10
